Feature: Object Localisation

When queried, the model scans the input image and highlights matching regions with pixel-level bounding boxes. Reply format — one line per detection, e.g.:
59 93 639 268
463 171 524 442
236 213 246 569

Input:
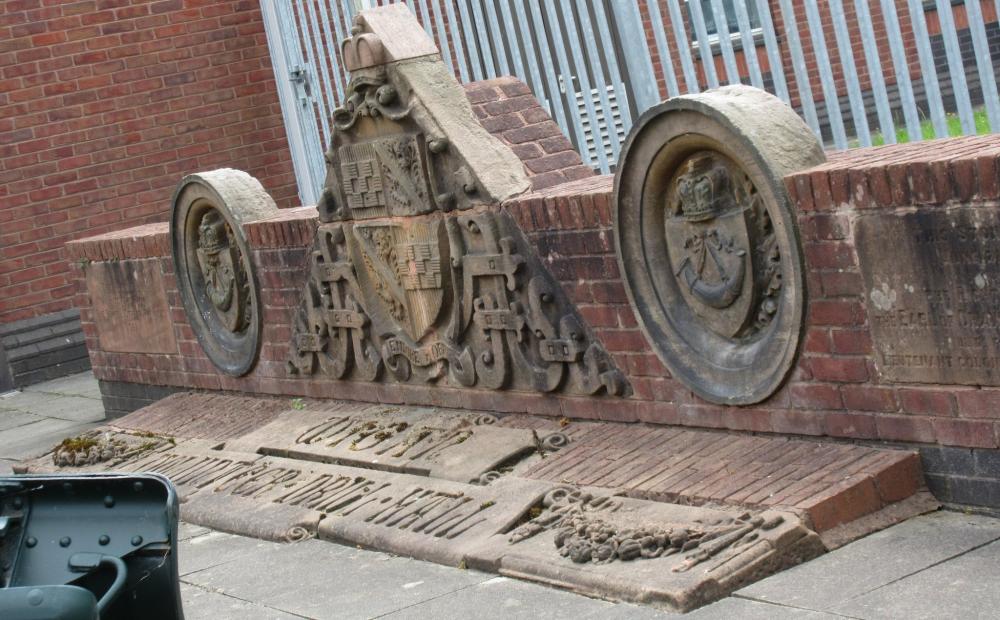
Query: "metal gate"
263 1 1000 206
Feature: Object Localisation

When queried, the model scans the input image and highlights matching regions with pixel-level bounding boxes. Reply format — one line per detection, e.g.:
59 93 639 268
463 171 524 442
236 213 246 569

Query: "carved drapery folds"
288 12 627 397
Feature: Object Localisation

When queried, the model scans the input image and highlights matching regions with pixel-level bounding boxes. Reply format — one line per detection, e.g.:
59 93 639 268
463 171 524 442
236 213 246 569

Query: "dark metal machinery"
0 473 184 620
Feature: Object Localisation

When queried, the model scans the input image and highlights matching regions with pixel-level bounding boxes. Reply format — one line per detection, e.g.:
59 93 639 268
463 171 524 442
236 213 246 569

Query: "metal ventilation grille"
576 85 627 168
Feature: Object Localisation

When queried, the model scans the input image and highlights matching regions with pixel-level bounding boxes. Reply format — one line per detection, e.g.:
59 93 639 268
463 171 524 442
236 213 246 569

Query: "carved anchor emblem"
676 229 746 310
665 153 755 338
196 210 246 333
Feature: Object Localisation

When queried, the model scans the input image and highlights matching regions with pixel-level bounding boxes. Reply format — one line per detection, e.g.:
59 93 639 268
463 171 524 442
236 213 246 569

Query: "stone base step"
18 392 934 612
112 392 926 532
498 415 924 533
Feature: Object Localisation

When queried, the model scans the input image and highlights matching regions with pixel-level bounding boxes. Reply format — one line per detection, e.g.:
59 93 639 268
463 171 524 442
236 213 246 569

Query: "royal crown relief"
665 152 782 340
287 29 628 397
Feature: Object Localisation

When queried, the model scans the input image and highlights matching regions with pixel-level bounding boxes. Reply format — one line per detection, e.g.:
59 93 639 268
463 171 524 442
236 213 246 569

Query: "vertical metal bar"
934 0 975 135
497 0 525 80
542 1 591 166
304 0 340 134
644 0 680 97
907 0 948 138
468 0 496 78
264 0 324 204
755 0 789 102
295 0 333 146
854 0 896 143
528 0 571 134
318 0 347 102
733 0 763 89
777 0 821 136
609 1 658 113
689 0 719 89
708 0 740 84
566 0 613 170
444 0 471 82
415 0 434 35
967 0 1000 131
829 0 872 146
666 0 699 92
482 0 510 76
880 0 922 140
512 0 547 107
592 0 633 127
455 0 484 80
566 0 621 162
803 0 847 148
430 0 455 73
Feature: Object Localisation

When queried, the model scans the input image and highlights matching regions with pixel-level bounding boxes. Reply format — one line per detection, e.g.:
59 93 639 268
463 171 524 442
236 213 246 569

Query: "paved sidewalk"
0 371 105 468
4 373 1000 618
174 510 1000 619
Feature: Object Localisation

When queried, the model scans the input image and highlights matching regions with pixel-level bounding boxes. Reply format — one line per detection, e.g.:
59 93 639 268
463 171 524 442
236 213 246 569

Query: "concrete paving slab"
182 538 489 620
0 418 102 460
737 511 1000 609
22 372 102 400
831 538 1000 619
180 583 303 620
178 530 289 576
178 522 214 542
0 392 105 422
685 597 847 619
378 575 672 619
0 410 43 431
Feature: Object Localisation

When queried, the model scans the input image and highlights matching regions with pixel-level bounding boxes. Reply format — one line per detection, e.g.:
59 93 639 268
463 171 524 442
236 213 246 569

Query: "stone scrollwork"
614 85 826 405
287 19 628 397
172 169 279 376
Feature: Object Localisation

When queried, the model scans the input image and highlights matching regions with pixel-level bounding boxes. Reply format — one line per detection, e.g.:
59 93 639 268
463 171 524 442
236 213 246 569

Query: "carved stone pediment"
288 5 627 397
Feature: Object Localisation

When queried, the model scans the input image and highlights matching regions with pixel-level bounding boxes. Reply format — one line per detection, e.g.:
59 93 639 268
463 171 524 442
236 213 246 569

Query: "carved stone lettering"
224 408 538 483
857 209 1000 385
287 20 627 397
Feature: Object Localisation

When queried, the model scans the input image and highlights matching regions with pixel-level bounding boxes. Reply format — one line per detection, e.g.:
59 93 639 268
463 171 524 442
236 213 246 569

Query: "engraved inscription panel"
857 209 1000 385
88 259 177 354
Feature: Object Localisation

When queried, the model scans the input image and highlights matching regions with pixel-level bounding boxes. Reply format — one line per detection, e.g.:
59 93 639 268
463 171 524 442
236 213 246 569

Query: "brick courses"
65 134 1000 461
0 0 298 325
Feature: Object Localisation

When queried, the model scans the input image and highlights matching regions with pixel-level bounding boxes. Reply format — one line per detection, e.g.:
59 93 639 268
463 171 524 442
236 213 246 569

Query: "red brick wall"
0 0 298 325
66 133 1000 454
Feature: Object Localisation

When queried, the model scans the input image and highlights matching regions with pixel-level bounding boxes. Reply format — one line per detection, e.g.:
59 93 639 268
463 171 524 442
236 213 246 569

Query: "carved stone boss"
287 12 627 397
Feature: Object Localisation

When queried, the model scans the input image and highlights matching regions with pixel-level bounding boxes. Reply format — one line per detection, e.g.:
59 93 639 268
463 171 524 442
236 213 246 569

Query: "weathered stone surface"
171 168 279 376
476 486 824 612
224 407 541 483
287 6 627 397
857 208 1000 385
614 86 825 405
88 259 176 354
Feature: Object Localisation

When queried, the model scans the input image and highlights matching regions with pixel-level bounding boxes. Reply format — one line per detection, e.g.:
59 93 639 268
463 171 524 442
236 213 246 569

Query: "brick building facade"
0 0 297 386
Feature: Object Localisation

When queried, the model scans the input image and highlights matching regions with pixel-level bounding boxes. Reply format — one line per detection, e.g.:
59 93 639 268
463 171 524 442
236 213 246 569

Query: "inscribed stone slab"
856 208 1000 385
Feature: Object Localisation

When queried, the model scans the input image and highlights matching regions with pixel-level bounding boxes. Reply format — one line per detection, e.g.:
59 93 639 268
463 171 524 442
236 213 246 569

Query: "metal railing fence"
262 1 1000 206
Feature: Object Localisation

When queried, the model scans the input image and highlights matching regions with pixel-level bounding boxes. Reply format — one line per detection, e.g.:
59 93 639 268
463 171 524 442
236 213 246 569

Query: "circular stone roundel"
614 86 826 405
171 169 279 376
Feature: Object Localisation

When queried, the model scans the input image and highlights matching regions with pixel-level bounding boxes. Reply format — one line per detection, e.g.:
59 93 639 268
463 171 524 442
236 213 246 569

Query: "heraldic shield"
663 153 755 339
352 219 447 342
285 7 628 397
